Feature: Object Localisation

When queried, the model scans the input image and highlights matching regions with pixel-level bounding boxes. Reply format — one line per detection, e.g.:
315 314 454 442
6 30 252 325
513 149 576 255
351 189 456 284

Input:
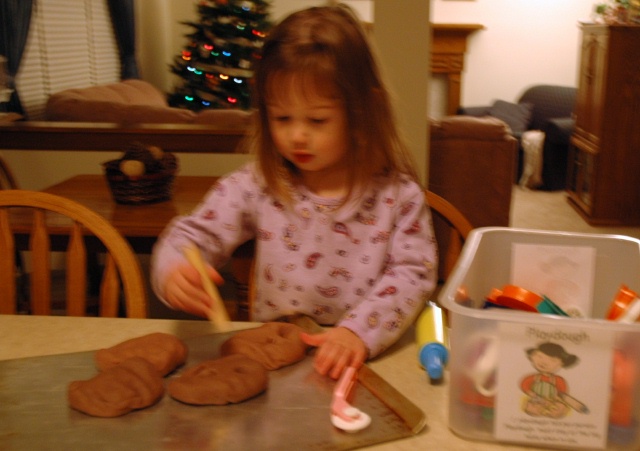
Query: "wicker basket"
103 158 178 205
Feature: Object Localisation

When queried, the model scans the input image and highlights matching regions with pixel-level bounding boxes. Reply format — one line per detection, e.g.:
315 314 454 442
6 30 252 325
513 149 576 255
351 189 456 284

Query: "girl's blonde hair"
251 4 419 203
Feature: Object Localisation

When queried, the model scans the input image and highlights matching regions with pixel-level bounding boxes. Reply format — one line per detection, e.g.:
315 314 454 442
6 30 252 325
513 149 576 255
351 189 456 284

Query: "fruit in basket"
121 142 163 174
120 159 146 178
147 145 164 160
105 142 177 180
103 142 178 205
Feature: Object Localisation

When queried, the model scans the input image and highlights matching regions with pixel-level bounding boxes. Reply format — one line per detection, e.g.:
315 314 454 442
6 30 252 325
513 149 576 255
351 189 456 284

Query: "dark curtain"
0 0 34 115
107 0 139 80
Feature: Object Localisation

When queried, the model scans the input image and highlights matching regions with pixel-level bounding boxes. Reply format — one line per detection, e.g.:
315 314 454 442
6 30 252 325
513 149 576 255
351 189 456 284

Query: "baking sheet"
0 332 419 450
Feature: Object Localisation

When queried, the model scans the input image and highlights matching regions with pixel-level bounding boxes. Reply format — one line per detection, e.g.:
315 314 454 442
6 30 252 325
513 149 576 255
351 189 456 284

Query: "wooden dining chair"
229 189 473 321
0 190 147 318
0 156 29 307
424 190 474 281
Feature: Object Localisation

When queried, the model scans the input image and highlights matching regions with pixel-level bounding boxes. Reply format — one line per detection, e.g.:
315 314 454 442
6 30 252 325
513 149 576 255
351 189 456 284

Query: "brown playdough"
168 354 268 405
220 322 308 370
68 357 164 417
95 332 187 376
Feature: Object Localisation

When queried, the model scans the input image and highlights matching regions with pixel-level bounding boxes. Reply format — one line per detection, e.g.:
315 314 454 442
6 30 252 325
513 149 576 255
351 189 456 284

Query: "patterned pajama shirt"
151 163 438 357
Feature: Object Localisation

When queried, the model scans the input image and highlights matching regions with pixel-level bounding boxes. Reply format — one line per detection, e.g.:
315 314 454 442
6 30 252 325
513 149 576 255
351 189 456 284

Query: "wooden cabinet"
567 24 640 225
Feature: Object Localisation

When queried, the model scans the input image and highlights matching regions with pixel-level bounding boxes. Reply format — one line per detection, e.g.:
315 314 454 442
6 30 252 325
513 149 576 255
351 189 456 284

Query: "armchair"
458 85 577 191
429 116 517 281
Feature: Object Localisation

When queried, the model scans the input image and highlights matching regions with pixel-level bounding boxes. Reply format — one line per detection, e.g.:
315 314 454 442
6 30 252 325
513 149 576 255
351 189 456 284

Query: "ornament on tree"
169 0 272 111
240 1 255 12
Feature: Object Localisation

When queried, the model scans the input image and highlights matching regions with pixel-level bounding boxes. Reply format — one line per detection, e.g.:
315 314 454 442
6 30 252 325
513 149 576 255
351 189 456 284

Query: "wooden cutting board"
0 326 425 450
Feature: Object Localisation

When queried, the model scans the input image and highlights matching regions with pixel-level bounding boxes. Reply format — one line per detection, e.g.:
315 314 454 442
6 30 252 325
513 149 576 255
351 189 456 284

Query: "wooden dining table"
38 173 219 253
0 178 569 450
0 314 541 451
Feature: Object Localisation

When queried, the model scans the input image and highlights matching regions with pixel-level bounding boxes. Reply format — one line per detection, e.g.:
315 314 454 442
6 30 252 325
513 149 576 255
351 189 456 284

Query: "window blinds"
15 0 120 120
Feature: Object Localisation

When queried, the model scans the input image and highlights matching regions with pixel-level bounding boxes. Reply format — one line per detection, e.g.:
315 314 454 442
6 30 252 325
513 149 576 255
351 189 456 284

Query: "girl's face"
267 78 350 197
530 350 563 374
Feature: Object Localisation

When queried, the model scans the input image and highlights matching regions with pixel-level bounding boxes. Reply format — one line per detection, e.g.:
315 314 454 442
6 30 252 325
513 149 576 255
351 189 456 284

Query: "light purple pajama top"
151 163 438 358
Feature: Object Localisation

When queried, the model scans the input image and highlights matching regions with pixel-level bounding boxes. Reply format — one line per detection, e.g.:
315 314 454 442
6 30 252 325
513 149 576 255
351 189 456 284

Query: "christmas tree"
168 0 272 111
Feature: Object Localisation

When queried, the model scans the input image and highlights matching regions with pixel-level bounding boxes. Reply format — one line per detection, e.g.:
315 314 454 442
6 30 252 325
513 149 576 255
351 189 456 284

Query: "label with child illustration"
494 322 613 449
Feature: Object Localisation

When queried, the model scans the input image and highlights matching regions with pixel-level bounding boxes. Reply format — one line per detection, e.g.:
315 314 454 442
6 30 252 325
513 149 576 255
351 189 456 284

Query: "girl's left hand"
300 327 368 379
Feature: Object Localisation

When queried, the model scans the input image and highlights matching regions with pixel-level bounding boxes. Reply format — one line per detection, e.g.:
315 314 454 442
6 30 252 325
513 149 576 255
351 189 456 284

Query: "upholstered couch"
428 115 517 280
45 79 253 127
458 85 577 191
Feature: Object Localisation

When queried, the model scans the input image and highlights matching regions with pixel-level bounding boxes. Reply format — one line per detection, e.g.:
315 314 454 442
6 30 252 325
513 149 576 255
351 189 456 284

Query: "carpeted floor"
510 186 640 240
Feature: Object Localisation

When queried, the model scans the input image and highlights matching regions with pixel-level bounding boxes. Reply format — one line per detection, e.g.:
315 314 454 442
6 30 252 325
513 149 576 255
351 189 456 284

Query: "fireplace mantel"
431 23 485 115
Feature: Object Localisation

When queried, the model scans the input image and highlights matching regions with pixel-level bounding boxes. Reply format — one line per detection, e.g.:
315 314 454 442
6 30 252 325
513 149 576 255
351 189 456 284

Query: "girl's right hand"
162 262 224 318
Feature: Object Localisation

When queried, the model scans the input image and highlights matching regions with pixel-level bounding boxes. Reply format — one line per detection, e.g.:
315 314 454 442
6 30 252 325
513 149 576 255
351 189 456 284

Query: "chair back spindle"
0 190 147 318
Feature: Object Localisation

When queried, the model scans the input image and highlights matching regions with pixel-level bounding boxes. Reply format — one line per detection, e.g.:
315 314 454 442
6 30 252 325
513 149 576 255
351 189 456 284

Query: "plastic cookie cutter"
466 334 499 397
491 285 569 317
330 366 371 432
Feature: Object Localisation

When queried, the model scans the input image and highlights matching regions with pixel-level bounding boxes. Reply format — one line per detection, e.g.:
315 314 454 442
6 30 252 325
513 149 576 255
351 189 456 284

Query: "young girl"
151 4 437 379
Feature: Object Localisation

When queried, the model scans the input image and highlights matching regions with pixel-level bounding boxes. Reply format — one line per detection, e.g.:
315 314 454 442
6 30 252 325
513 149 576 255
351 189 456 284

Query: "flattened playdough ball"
220 322 308 370
168 354 268 405
68 357 164 417
95 332 188 376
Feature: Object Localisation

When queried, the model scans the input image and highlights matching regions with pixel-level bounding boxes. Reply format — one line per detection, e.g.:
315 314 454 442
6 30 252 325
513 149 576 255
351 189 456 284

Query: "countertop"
0 315 541 450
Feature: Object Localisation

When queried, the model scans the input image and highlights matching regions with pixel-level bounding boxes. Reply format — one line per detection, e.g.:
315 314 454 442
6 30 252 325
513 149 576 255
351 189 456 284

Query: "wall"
4 0 596 189
3 0 428 190
137 1 374 96
431 0 594 107
374 1 429 182
137 0 428 182
141 0 595 110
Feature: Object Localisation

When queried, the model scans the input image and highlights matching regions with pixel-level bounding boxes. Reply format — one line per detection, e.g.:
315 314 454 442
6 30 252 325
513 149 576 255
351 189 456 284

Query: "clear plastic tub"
439 227 640 450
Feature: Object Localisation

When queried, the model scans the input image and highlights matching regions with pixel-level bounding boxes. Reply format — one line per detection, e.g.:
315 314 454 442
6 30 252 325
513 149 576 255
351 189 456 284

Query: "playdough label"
494 322 613 449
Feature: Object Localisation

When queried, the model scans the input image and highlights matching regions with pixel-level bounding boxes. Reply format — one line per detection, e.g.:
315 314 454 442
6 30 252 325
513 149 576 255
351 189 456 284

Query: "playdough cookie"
68 357 164 417
168 354 268 405
95 332 187 376
220 322 308 370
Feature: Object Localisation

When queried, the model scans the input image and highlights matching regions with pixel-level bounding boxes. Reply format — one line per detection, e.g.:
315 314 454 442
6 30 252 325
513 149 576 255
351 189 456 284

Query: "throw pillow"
487 100 533 135
519 130 545 189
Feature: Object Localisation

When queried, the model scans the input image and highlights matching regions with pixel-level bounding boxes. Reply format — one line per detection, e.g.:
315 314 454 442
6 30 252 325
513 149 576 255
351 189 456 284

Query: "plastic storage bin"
439 227 640 450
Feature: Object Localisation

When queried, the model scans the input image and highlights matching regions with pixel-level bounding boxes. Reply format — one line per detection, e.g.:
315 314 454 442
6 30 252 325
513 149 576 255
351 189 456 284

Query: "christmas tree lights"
168 0 272 111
